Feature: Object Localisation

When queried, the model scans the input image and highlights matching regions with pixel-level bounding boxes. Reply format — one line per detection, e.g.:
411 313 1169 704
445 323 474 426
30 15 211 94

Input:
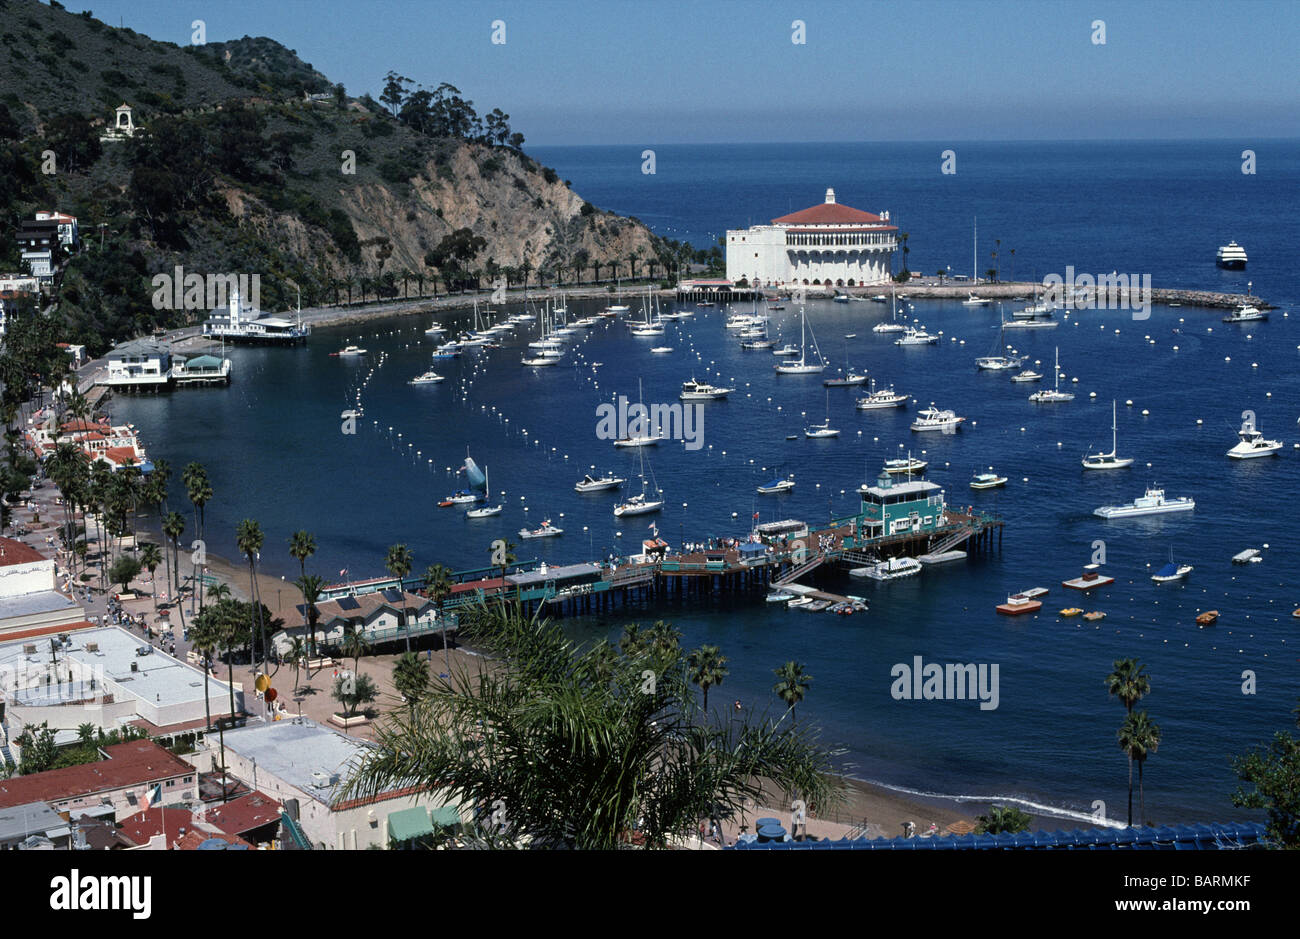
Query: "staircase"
774 554 826 587
927 528 974 556
280 811 312 850
838 549 878 567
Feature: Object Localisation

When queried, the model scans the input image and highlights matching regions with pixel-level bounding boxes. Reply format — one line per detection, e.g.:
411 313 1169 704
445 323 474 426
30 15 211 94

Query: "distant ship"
1216 241 1248 270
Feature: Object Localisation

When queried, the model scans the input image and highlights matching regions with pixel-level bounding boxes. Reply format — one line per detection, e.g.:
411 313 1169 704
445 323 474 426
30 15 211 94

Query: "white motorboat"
1151 559 1193 583
766 590 794 603
1010 369 1042 383
1094 487 1195 519
883 456 927 475
856 381 909 410
424 324 446 337
740 337 775 350
1029 347 1075 403
850 556 923 580
970 470 1007 489
432 341 461 359
1003 318 1059 330
519 519 563 539
1222 303 1268 324
466 503 502 518
824 371 868 387
1227 421 1283 458
894 326 937 346
680 379 733 401
911 405 965 432
650 346 674 354
575 473 625 493
961 294 991 306
757 476 795 494
1082 400 1134 469
409 370 445 384
333 345 367 357
1216 241 1248 270
521 354 562 366
772 344 800 357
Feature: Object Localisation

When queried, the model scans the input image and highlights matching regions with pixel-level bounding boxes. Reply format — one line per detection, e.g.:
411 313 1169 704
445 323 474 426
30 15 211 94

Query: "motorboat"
883 456 927 475
1222 304 1268 324
911 405 965 432
772 344 800 357
1082 400 1134 469
757 476 796 494
1028 347 1075 403
1002 318 1059 329
575 473 625 493
521 354 563 366
1216 241 1247 270
961 294 992 306
680 379 733 400
894 326 937 346
1196 610 1219 627
1010 369 1042 383
970 470 1007 489
740 337 775 350
465 503 502 518
1094 487 1195 518
519 519 563 539
650 346 674 354
441 490 479 506
824 371 868 387
409 370 445 384
1151 561 1193 583
856 381 908 410
432 341 462 359
424 324 446 337
833 293 851 303
1227 421 1283 458
332 345 367 357
850 556 923 581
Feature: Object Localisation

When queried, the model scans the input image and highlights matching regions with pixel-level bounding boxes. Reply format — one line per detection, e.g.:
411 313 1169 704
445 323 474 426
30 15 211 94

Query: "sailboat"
441 452 487 506
872 288 907 333
630 287 664 336
804 389 840 438
1082 400 1134 469
774 307 826 374
961 217 990 304
606 278 630 313
1028 347 1075 403
614 439 665 517
615 379 663 447
466 465 503 517
975 309 1025 370
1151 547 1193 582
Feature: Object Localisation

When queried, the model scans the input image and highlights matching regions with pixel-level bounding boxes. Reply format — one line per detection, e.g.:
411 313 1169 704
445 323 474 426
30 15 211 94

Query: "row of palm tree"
1105 658 1162 827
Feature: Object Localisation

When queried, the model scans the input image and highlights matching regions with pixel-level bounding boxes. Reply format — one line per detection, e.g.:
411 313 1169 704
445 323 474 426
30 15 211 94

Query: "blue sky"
70 0 1300 144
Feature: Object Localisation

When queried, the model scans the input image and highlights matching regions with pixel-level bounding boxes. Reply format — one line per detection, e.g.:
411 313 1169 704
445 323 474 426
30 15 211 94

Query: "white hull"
1094 500 1194 519
1227 442 1282 458
466 505 502 518
1082 456 1134 470
614 499 663 517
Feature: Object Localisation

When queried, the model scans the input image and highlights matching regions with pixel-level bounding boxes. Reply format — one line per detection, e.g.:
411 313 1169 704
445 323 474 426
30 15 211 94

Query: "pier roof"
506 562 602 588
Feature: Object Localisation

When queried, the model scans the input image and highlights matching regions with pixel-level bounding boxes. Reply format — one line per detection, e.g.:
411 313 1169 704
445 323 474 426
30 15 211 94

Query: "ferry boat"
1082 400 1134 469
894 326 937 346
519 519 563 539
1222 304 1268 324
1227 422 1283 458
911 405 965 432
332 345 367 357
757 476 795 494
1028 347 1074 403
679 379 733 401
575 473 625 493
850 556 923 581
883 456 927 475
1094 487 1194 519
856 381 909 410
970 470 1007 489
1215 241 1248 270
408 370 445 384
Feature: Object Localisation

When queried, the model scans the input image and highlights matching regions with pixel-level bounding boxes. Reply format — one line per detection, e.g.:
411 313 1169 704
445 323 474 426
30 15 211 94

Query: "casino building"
725 188 898 287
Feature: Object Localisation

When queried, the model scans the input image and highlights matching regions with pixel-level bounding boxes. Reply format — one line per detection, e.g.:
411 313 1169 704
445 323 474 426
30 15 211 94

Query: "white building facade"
726 188 898 287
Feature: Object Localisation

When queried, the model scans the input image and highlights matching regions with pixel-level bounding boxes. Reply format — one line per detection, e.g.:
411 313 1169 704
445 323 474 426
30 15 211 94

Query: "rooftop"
0 740 193 810
0 537 47 567
772 189 893 228
220 718 374 806
0 801 67 842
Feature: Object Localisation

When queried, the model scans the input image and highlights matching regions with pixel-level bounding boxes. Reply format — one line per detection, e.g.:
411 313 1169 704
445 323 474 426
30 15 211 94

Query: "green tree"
296 573 325 670
162 510 186 631
109 554 142 594
773 661 812 723
1105 658 1150 714
1232 699 1300 848
342 622 371 676
333 672 378 720
974 804 1033 835
286 636 306 692
1118 710 1162 827
76 722 97 747
139 542 163 610
182 462 212 610
235 519 266 672
424 563 454 675
686 645 728 714
393 651 430 715
385 543 414 652
342 601 838 849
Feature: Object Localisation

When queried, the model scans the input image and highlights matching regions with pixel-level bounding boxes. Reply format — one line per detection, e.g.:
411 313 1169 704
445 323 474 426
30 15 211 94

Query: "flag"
339 568 347 577
141 783 162 810
753 512 759 519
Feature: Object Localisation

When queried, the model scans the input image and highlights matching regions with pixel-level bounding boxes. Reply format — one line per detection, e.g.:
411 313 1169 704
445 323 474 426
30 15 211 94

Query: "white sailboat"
975 310 1025 370
804 389 840 438
872 288 907 333
1028 347 1075 403
774 307 826 374
614 438 664 517
1082 400 1134 469
465 466 503 517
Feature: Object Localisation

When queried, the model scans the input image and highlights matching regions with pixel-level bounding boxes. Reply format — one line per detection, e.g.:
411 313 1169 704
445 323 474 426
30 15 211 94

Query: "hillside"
0 0 678 353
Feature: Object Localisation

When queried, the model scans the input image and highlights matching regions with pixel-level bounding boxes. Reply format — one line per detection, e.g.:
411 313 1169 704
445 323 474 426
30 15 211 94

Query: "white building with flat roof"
726 188 898 287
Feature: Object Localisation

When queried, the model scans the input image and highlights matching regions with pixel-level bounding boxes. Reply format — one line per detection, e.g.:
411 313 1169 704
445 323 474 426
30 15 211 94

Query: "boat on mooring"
679 379 733 401
1094 487 1195 519
1082 400 1134 469
911 405 965 432
1028 347 1074 403
519 519 563 539
850 556 923 581
575 473 625 493
970 469 1007 489
883 456 927 476
409 370 445 385
1227 418 1283 458
856 380 909 410
757 476 796 494
1062 563 1115 590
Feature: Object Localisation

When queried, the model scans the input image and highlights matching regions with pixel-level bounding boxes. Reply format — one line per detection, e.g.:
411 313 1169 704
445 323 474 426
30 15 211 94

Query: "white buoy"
1142 409 1150 416
1126 400 1133 406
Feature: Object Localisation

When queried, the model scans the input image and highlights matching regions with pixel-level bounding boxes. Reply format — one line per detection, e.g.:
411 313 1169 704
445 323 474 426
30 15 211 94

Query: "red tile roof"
773 202 887 226
101 446 140 466
116 807 192 846
0 741 194 810
203 791 281 836
0 621 96 643
0 537 47 567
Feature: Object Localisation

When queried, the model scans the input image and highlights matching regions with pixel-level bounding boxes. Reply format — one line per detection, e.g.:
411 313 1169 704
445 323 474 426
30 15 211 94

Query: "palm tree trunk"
1138 760 1145 827
1126 754 1134 826
202 653 212 731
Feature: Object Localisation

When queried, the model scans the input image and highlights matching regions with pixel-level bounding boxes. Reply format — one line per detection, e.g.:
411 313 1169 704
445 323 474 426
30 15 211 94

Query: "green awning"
386 807 434 843
430 805 461 828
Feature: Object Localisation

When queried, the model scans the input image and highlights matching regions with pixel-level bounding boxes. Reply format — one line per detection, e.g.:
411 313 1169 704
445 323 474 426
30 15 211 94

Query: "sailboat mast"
973 216 978 284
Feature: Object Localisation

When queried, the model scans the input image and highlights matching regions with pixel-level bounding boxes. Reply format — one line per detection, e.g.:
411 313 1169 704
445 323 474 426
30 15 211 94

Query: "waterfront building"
856 471 948 537
201 287 309 344
276 588 438 655
725 188 898 287
172 353 233 386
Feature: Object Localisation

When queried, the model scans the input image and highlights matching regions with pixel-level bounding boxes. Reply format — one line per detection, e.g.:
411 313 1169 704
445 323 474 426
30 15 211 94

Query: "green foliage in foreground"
341 601 840 849
1232 698 1300 849
974 804 1033 835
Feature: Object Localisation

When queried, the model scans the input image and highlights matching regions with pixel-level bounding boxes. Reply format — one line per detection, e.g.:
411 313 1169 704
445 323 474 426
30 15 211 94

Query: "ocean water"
112 141 1300 825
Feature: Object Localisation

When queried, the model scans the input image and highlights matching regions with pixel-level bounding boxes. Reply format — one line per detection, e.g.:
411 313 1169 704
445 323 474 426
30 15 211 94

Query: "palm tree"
392 651 429 716
182 462 212 611
1105 659 1150 714
342 621 370 676
189 610 223 732
296 574 324 673
342 600 838 849
385 543 414 651
288 529 317 647
76 722 96 747
773 661 812 723
139 542 163 611
974 804 1033 834
162 510 186 632
490 540 516 602
686 645 728 714
286 637 306 692
424 563 453 674
235 519 266 672
1118 711 1162 826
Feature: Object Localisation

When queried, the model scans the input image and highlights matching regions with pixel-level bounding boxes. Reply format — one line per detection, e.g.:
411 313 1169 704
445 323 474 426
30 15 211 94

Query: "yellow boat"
1059 607 1083 617
1083 611 1107 621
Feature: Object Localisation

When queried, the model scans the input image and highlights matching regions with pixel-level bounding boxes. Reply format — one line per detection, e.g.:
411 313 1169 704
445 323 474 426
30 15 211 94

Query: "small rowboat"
1196 610 1219 627
1292 609 1300 619
1059 608 1083 618
1083 611 1106 622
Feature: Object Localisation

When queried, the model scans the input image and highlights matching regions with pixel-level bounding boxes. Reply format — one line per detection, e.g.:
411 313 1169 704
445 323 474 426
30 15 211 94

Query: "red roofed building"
726 188 898 287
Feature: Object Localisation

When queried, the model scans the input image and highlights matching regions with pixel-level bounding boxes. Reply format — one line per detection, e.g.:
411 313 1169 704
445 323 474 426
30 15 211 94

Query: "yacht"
1216 241 1248 270
1222 303 1268 324
679 379 733 401
856 381 909 410
870 294 888 303
970 470 1007 489
1010 369 1042 383
1082 400 1134 469
773 308 826 374
883 456 927 475
911 405 965 432
432 341 461 359
575 473 626 493
824 371 868 387
424 324 446 337
976 313 1025 370
519 519 563 539
894 326 937 346
409 370 445 384
740 336 775 350
1227 421 1283 459
849 556 923 580
872 292 907 333
772 343 800 357
961 294 991 306
333 345 367 357
1028 348 1074 403
1003 317 1059 329
613 492 664 517
1094 487 1195 519
614 434 661 448
757 476 796 494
